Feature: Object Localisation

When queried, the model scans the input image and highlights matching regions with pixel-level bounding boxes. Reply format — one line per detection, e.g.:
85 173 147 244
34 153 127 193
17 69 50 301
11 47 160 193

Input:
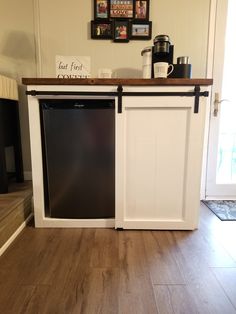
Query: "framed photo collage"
91 0 152 42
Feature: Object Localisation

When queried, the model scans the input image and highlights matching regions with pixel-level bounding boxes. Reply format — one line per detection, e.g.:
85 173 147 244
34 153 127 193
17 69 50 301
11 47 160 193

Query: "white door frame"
200 0 217 199
201 0 235 200
203 0 236 199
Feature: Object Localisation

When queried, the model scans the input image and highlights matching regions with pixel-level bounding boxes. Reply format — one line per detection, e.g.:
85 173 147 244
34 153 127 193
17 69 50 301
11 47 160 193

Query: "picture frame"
130 21 152 40
134 0 149 20
110 0 134 19
114 20 129 42
94 0 109 19
91 20 113 39
91 0 152 42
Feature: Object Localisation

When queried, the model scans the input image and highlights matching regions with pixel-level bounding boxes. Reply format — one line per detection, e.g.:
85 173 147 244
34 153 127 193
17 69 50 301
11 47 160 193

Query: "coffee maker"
151 34 192 78
151 35 174 78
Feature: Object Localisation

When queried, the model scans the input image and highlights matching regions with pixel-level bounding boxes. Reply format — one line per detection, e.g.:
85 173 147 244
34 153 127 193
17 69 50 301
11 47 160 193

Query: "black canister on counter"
169 56 192 78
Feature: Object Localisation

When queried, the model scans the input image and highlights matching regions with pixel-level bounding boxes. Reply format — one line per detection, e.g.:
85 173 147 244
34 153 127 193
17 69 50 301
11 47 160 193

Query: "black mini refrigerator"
40 98 115 219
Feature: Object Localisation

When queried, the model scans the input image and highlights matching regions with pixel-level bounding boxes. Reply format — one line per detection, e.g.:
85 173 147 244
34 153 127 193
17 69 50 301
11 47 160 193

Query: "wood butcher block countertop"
22 78 213 86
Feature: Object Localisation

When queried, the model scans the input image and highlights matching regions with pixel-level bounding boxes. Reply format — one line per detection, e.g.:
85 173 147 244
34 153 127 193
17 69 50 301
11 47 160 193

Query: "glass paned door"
216 104 236 184
206 0 236 198
216 0 236 185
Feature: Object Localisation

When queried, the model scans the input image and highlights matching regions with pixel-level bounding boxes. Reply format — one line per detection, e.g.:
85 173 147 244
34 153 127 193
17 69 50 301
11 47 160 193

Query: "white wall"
0 0 36 173
36 0 210 78
0 0 211 173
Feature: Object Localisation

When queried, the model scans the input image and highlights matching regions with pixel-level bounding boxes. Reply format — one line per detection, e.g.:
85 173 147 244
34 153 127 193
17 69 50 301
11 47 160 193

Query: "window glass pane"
216 0 236 184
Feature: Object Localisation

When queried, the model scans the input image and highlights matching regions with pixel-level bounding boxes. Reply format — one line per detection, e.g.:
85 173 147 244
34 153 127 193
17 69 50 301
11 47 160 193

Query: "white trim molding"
200 0 217 200
0 214 33 257
206 0 218 78
33 0 42 77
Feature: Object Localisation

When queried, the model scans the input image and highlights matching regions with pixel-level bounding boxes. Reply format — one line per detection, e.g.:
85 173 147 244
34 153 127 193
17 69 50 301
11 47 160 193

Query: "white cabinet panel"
116 94 207 230
126 107 190 220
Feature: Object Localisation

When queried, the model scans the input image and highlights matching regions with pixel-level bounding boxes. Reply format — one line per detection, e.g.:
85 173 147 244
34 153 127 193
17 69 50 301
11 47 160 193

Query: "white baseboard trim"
204 196 236 201
24 171 32 180
34 217 115 228
0 213 33 257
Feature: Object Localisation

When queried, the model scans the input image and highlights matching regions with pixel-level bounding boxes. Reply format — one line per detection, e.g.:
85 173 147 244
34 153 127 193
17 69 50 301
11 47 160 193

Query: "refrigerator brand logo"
55 56 91 79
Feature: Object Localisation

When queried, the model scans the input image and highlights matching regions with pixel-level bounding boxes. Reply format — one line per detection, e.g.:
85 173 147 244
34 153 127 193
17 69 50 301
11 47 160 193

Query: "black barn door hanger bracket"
116 84 209 114
26 85 209 114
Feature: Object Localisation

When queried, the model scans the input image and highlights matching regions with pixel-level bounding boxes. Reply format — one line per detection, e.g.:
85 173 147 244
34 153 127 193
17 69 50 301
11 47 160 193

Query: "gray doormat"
202 200 236 221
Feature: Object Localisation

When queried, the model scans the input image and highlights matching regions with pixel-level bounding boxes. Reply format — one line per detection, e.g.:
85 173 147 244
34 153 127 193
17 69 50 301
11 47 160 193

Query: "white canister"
141 47 152 79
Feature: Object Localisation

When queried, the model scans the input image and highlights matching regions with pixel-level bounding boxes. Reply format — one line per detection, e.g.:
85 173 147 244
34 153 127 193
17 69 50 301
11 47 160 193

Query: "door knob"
213 92 229 117
213 92 220 117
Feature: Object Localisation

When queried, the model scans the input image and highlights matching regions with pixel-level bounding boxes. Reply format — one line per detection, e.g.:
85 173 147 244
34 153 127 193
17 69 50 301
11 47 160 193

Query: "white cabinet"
25 82 211 229
116 86 209 230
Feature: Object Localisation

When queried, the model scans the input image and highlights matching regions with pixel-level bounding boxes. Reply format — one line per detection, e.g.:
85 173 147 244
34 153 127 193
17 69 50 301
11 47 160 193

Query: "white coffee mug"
154 62 174 78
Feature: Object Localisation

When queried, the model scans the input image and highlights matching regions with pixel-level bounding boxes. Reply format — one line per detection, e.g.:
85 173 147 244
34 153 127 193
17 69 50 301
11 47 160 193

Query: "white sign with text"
55 56 91 78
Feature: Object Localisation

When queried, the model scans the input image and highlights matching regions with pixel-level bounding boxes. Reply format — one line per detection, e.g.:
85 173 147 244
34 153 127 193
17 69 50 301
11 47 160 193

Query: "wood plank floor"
0 181 32 220
0 182 32 249
1 203 236 314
